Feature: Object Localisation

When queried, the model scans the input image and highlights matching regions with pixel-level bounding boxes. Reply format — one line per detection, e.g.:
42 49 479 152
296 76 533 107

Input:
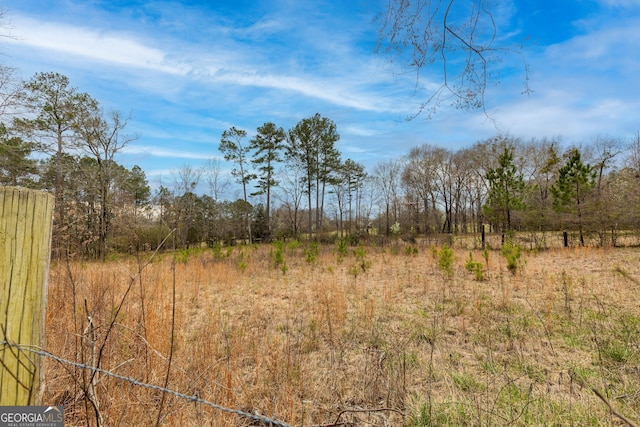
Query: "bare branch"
376 0 530 118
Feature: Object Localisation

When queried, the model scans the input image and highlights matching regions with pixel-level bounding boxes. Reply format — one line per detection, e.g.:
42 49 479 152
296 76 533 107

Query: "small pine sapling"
465 252 485 281
501 239 525 275
437 245 454 278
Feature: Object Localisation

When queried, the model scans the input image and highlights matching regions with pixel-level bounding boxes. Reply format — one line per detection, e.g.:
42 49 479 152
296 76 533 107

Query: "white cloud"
123 145 212 160
597 0 640 8
7 13 412 115
207 67 407 114
547 24 640 71
343 125 379 137
480 93 640 144
6 15 191 75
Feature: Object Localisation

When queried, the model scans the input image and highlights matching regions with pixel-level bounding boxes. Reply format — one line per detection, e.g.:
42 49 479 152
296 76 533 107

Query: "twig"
592 388 638 427
318 407 405 427
0 340 292 427
524 298 557 357
155 230 178 427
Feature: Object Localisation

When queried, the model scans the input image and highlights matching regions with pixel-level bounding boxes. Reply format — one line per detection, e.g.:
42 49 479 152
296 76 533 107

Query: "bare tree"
204 158 230 201
520 138 561 237
274 165 305 238
588 136 624 192
374 158 403 235
171 165 203 247
0 64 22 119
402 144 447 233
626 132 640 176
174 164 202 195
0 10 23 119
75 107 137 259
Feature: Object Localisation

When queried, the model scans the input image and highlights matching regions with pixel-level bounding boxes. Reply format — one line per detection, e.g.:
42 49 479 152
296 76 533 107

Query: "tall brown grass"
44 243 640 426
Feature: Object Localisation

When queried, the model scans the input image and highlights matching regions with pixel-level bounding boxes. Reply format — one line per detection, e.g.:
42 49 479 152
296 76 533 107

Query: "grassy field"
44 241 640 426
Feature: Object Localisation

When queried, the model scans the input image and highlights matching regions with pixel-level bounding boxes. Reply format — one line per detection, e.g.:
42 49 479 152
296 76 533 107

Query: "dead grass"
44 242 640 426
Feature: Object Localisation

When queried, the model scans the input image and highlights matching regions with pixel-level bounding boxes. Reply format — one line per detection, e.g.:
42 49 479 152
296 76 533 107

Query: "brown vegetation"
44 242 640 426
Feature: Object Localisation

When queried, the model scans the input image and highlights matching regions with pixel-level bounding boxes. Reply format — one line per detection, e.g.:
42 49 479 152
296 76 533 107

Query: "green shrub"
304 242 319 264
336 238 348 263
287 239 300 251
175 248 190 264
437 245 454 278
465 252 485 281
405 245 419 256
237 249 248 272
354 245 371 273
271 240 285 269
501 240 525 275
349 245 371 278
482 244 490 267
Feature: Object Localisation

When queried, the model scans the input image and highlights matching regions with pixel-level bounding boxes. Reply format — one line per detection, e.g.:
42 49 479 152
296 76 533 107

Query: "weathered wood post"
0 186 54 405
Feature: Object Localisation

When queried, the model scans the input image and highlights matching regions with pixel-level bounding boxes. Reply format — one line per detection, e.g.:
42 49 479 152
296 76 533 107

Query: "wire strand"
0 340 292 427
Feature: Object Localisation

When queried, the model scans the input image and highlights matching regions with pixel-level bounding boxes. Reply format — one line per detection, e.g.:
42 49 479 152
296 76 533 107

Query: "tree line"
2 71 640 259
393 135 640 248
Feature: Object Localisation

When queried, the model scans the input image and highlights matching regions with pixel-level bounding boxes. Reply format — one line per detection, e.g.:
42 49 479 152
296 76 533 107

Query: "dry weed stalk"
43 244 640 426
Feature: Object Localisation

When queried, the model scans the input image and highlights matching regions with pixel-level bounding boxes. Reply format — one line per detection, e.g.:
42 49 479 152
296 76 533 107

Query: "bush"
501 240 525 275
437 245 454 278
465 252 485 281
405 245 419 256
271 240 285 269
305 242 319 264
336 238 348 263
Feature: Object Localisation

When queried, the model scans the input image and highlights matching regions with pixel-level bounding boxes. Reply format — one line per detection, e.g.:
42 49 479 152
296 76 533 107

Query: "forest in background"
2 70 640 259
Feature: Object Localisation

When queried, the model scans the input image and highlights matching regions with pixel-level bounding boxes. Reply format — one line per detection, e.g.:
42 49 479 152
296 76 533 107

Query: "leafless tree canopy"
376 0 530 118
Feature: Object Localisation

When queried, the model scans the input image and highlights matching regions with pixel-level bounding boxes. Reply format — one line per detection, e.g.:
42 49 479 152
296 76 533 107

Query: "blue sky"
2 0 640 196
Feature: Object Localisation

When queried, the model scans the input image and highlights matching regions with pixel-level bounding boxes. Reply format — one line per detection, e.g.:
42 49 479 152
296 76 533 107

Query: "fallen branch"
592 388 638 427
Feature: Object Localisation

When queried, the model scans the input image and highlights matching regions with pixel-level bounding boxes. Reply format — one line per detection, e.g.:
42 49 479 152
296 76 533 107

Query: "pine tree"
220 126 255 243
249 122 286 241
286 114 340 238
551 148 596 246
483 146 526 233
0 124 37 187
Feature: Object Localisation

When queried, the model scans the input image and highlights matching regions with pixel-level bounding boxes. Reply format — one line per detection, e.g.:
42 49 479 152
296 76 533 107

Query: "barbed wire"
0 340 292 427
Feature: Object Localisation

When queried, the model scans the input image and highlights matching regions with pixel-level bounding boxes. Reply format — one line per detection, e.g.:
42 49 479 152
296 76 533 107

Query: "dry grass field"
43 241 640 426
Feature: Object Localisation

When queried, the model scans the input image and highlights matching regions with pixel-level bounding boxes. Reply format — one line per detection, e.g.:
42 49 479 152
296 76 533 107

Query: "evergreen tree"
287 114 340 238
127 165 151 212
220 126 255 243
483 146 525 233
14 72 97 257
551 148 596 246
0 124 37 187
249 122 286 241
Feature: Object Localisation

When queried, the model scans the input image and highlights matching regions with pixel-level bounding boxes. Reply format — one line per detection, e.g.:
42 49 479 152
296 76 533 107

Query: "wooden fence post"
0 186 54 405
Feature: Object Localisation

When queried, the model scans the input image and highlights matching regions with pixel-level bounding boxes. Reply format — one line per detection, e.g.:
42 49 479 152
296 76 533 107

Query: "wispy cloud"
481 91 640 144
5 8 414 116
547 23 640 74
7 15 191 75
211 69 402 113
123 145 214 160
597 0 640 8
